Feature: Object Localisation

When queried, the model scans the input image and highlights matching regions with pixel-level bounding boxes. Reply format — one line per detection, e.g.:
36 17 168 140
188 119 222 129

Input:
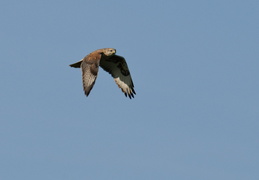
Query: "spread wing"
100 55 136 99
81 60 99 96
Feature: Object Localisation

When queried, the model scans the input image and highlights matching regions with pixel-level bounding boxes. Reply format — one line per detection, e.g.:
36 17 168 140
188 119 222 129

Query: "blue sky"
0 0 259 179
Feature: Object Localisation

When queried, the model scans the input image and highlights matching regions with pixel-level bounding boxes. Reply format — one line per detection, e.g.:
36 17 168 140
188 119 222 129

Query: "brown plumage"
69 48 136 99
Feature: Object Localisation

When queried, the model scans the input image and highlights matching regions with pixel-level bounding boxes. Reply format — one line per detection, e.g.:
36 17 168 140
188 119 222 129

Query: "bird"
69 48 136 99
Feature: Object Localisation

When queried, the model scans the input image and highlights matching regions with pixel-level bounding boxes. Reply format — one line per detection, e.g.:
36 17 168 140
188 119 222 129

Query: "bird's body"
70 48 136 99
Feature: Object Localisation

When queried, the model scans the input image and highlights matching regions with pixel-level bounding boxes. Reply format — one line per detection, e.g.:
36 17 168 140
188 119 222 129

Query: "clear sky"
1 0 259 179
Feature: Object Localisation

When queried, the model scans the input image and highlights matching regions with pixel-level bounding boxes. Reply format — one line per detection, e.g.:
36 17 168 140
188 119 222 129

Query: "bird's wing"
70 59 83 68
100 55 136 98
81 60 99 96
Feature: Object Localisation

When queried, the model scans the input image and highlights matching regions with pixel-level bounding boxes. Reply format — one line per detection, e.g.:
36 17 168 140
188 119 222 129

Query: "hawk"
69 48 136 99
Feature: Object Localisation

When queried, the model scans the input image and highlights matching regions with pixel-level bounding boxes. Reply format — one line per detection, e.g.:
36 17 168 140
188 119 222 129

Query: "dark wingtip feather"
123 88 136 99
69 61 82 68
132 88 136 95
83 87 92 97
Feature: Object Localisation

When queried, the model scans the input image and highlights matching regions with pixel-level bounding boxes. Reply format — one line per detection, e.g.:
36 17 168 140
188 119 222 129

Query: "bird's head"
103 48 116 56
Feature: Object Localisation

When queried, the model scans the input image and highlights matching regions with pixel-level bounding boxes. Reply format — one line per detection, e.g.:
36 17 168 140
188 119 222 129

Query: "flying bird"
69 48 136 99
